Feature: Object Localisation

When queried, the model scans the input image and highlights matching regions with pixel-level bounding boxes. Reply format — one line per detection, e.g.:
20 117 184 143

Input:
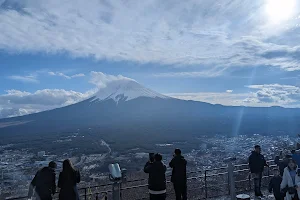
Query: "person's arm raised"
144 162 152 173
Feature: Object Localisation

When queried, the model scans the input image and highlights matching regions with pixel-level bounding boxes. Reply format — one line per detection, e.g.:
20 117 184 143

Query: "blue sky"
0 0 300 118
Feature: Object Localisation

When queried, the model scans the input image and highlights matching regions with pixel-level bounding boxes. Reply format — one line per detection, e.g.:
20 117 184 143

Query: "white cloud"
89 71 134 88
0 107 39 118
48 72 56 76
0 71 134 118
244 84 300 105
48 72 85 79
153 68 225 78
0 88 96 118
71 73 85 78
8 75 39 83
0 0 300 73
167 92 250 106
168 84 300 108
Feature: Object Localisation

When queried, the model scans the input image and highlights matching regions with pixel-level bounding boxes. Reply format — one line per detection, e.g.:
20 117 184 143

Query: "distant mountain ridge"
0 80 300 137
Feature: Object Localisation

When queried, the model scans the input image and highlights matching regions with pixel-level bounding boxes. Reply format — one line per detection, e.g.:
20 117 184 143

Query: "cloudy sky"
0 0 300 118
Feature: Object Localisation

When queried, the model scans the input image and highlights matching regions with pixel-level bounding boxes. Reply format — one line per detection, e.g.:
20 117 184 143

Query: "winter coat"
28 167 56 199
269 175 283 198
169 155 187 184
248 151 268 173
144 161 167 192
281 167 300 200
58 170 81 200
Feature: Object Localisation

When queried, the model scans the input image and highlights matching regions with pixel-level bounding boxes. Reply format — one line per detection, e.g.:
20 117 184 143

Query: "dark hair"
291 150 296 154
48 161 57 169
254 145 261 149
286 154 292 159
154 153 162 162
174 149 181 156
62 159 76 174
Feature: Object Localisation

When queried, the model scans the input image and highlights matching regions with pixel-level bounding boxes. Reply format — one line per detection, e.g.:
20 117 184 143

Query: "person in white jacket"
281 159 300 200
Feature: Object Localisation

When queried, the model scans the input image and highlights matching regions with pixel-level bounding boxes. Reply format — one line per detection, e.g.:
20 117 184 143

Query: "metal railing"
4 160 277 200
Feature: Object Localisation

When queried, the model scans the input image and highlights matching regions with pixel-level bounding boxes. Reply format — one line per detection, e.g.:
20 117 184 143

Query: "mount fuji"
90 78 168 103
0 79 300 138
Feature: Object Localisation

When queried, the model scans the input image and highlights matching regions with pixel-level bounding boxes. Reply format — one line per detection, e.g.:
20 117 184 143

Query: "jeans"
150 193 166 200
173 183 187 200
253 172 262 196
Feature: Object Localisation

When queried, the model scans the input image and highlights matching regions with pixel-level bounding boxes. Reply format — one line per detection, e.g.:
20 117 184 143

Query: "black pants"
150 193 166 200
274 194 283 200
253 172 262 196
274 193 283 200
173 183 187 200
36 195 52 200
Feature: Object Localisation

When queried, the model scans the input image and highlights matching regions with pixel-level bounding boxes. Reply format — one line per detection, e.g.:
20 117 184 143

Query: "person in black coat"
144 153 167 200
275 155 292 176
169 149 187 200
248 145 269 197
28 161 57 200
269 169 283 200
58 159 80 200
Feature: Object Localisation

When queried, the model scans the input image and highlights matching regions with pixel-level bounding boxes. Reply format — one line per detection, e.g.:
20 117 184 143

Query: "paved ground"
212 190 276 200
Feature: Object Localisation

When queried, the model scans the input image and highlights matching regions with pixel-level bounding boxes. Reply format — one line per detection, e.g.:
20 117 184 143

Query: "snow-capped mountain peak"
90 79 168 103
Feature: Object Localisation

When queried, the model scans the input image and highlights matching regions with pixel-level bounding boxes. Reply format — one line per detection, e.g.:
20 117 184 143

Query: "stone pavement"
211 191 276 200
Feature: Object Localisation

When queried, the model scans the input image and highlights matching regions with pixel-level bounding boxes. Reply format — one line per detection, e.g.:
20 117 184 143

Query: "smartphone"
149 153 155 162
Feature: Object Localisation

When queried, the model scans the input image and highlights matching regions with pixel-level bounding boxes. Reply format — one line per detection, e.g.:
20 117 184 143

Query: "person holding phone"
144 153 167 200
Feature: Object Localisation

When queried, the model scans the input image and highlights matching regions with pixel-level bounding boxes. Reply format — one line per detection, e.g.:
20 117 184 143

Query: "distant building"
37 151 45 157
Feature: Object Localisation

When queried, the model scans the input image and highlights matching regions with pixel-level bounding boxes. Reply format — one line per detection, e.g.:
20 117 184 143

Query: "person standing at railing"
280 159 300 200
276 155 292 176
269 169 283 200
58 159 81 200
144 153 167 200
28 161 57 200
169 149 187 200
248 145 269 198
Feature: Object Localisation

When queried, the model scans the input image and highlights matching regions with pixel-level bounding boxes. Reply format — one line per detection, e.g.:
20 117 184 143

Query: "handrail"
4 159 277 200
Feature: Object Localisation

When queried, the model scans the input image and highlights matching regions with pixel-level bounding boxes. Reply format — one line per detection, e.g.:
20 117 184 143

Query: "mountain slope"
0 80 300 138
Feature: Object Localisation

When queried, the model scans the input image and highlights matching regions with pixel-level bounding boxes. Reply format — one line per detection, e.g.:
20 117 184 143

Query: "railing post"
205 170 208 199
228 170 230 195
228 162 236 200
248 173 251 191
85 188 87 200
112 182 121 200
